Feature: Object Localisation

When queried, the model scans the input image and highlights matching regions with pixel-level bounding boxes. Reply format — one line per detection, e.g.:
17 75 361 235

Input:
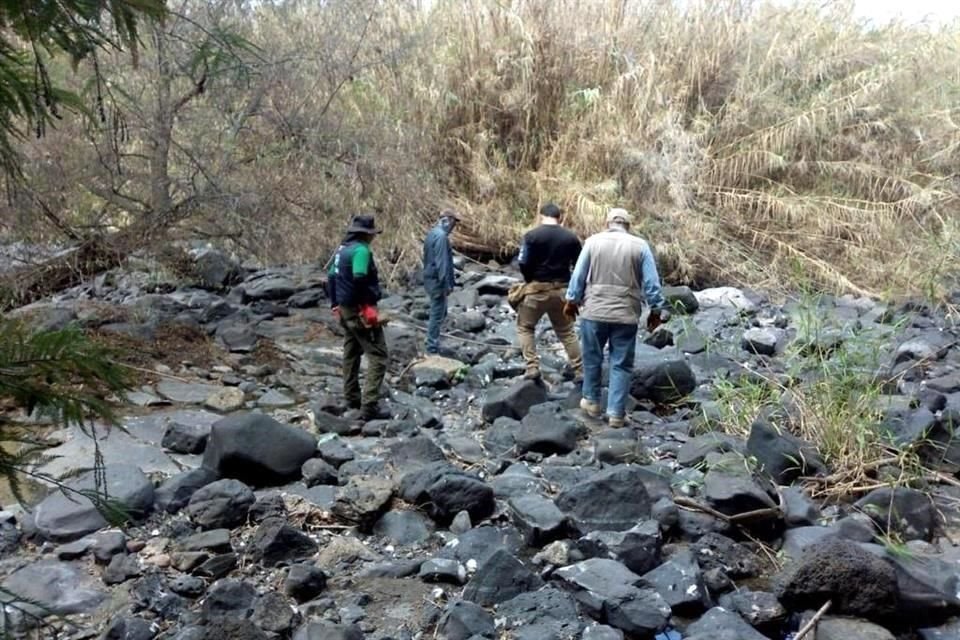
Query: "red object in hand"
359 304 379 328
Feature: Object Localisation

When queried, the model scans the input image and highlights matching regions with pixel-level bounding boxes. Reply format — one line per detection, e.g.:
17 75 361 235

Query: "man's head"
440 209 462 232
606 207 633 230
540 202 563 224
346 214 382 242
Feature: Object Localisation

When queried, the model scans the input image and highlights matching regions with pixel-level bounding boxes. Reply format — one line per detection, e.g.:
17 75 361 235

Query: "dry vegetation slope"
411 0 959 299
6 0 958 302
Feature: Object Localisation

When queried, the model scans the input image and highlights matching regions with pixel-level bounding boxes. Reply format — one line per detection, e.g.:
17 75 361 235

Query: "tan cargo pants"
515 283 583 378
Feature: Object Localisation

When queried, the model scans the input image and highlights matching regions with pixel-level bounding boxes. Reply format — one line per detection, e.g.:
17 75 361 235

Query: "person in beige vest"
563 208 668 427
514 203 584 381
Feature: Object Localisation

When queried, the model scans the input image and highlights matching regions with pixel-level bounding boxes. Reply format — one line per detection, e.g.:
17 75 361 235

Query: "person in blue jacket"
421 210 461 355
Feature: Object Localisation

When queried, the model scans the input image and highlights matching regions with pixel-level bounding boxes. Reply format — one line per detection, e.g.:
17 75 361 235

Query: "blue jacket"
422 219 455 294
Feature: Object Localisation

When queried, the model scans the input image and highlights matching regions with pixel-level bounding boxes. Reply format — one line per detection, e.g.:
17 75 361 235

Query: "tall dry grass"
400 0 959 299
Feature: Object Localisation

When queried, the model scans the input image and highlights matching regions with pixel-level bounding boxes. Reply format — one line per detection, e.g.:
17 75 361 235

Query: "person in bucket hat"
327 214 390 420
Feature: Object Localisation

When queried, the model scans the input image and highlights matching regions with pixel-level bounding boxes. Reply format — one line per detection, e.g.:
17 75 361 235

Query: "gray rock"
581 626 625 640
250 517 318 566
631 356 696 404
157 381 222 404
92 530 127 564
202 412 317 486
747 419 826 484
241 274 296 302
185 479 255 529
284 563 327 603
451 510 473 534
316 435 356 468
419 558 467 584
217 322 258 353
438 599 495 640
387 435 446 470
928 371 960 394
441 525 525 566
251 591 300 635
195 250 241 290
638 549 708 615
169 574 206 598
101 615 155 640
577 521 662 575
691 533 761 579
399 462 495 525
685 607 767 640
854 486 936 542
103 553 141 585
775 539 898 619
515 402 582 455
257 389 295 408
162 419 211 454
717 589 786 628
331 477 394 531
481 379 548 422
781 526 842 560
813 616 896 640
782 486 821 527
0 559 107 618
742 327 780 355
462 549 543 606
677 433 745 467
508 493 567 546
292 621 364 640
554 558 671 637
663 286 699 314
301 458 338 487
202 579 257 623
882 548 960 616
155 467 219 514
555 466 658 534
31 464 155 542
130 574 188 621
702 453 777 516
475 275 521 295
372 510 434 546
498 587 581 638
56 537 94 560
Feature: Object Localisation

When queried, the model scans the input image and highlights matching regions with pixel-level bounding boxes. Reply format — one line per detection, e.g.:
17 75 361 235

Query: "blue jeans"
426 289 448 354
580 318 638 419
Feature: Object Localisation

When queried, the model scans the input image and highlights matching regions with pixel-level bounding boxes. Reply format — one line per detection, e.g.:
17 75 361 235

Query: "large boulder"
481 379 548 422
31 464 154 542
746 419 826 484
775 539 899 620
185 479 255 529
155 467 218 513
515 402 583 456
854 487 936 542
202 413 317 487
195 250 241 290
577 521 662 575
462 549 543 606
555 466 661 534
631 356 696 404
1 559 108 621
702 453 778 517
249 517 318 567
400 462 495 525
554 558 671 637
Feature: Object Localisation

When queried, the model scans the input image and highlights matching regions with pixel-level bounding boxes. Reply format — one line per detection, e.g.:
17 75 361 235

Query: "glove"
359 304 380 328
562 301 579 320
646 308 670 332
332 306 340 320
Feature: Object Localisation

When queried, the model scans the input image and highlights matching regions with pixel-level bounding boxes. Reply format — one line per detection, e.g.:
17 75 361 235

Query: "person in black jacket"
515 203 583 380
327 214 389 420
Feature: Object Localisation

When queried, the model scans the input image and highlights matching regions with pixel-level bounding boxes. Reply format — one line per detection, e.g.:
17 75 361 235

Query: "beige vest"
581 229 649 325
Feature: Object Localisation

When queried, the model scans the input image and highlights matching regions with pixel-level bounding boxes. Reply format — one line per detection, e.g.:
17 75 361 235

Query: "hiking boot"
360 403 391 421
607 415 626 428
579 398 602 419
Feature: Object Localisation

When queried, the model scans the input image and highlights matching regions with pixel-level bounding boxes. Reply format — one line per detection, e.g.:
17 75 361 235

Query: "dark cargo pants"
339 306 389 409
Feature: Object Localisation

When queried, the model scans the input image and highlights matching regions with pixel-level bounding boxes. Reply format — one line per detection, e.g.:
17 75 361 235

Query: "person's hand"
563 301 579 320
332 306 340 320
646 308 670 332
359 304 380 328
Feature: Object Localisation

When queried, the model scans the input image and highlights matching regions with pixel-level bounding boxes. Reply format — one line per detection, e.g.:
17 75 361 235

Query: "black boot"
360 403 390 421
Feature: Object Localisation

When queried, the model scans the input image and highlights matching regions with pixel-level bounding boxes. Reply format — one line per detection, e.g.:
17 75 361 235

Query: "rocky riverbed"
1 248 960 640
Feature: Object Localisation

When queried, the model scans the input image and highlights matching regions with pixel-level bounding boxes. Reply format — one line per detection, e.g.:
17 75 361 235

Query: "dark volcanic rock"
162 420 211 454
555 466 657 534
638 549 708 615
31 464 154 542
775 539 898 620
1 559 107 619
481 379 548 422
630 356 696 404
515 402 582 455
331 477 394 531
195 250 241 290
400 462 495 525
155 467 218 514
717 588 786 629
202 412 317 487
685 606 767 640
746 419 826 483
577 521 662 575
251 591 300 635
101 615 154 640
103 553 142 585
854 487 936 542
498 587 582 638
702 453 777 517
554 558 671 637
462 549 543 606
249 517 318 566
372 510 434 546
201 579 257 623
438 600 495 640
292 622 364 640
301 458 338 486
284 563 327 603
185 479 255 529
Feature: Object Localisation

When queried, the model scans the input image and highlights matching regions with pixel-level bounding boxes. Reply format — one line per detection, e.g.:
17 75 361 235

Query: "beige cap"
606 208 633 225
